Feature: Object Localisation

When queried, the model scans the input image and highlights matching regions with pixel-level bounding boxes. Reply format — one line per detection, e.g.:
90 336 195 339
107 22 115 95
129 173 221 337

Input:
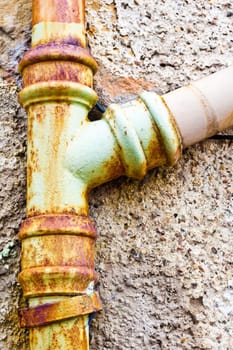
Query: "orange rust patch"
21 234 95 270
32 0 85 25
145 133 167 170
23 61 93 87
160 95 183 164
27 106 45 202
27 102 82 217
19 214 97 240
44 103 67 213
29 316 89 349
87 149 125 189
27 165 33 201
18 266 98 297
101 152 125 184
19 44 98 75
19 292 102 328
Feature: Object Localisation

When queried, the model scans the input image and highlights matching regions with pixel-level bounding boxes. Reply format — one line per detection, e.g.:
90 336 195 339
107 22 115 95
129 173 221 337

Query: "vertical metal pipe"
18 1 101 349
32 0 86 47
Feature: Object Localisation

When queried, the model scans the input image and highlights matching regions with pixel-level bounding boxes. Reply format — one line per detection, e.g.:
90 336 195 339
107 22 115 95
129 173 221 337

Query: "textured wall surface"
0 0 233 349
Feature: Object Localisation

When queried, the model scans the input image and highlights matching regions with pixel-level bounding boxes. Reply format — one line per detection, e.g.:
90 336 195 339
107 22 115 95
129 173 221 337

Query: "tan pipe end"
163 66 233 147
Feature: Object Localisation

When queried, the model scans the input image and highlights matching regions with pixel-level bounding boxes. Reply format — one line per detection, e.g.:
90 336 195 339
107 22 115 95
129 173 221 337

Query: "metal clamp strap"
19 291 102 328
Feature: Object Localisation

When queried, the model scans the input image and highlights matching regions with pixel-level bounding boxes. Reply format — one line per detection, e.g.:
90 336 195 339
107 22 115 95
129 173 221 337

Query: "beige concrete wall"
0 0 232 349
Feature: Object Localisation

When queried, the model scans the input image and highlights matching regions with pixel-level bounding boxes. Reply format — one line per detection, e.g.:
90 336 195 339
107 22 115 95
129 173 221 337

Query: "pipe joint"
19 43 98 88
66 92 183 189
19 291 102 328
19 81 98 110
140 92 182 165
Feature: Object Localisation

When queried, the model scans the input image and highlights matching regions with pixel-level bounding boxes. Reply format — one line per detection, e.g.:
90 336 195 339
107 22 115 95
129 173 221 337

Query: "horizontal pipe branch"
66 66 233 190
163 66 233 147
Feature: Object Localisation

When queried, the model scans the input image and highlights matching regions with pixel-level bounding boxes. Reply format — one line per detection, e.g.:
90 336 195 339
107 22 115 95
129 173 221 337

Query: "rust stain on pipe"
32 0 87 47
23 61 93 87
20 292 102 328
29 316 90 350
32 0 85 25
18 44 98 76
19 215 97 239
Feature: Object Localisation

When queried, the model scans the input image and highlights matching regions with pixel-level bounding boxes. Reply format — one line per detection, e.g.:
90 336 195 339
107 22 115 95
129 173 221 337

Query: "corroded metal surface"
19 44 98 76
32 0 85 25
66 95 182 190
32 0 86 47
20 292 102 328
18 1 100 349
29 316 90 350
19 43 98 88
140 92 182 165
19 81 97 109
22 61 93 87
19 82 97 218
19 266 98 297
19 214 97 240
19 215 98 297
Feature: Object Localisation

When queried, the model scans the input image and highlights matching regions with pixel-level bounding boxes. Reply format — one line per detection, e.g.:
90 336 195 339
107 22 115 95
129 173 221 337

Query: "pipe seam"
105 104 147 179
140 92 182 165
19 82 98 109
19 291 102 328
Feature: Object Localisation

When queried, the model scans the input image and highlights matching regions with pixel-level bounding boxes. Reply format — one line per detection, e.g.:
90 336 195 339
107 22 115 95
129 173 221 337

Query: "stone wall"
0 0 232 349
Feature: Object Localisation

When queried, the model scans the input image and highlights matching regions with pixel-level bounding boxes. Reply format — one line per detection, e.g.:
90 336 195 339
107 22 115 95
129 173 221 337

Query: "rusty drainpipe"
18 1 102 349
17 1 233 349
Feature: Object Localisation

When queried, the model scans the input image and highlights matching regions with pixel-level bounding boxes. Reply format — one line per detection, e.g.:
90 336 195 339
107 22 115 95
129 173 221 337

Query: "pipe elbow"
66 93 183 189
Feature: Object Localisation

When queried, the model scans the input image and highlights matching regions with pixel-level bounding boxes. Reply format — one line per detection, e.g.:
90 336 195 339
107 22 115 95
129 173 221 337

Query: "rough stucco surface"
0 0 232 349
